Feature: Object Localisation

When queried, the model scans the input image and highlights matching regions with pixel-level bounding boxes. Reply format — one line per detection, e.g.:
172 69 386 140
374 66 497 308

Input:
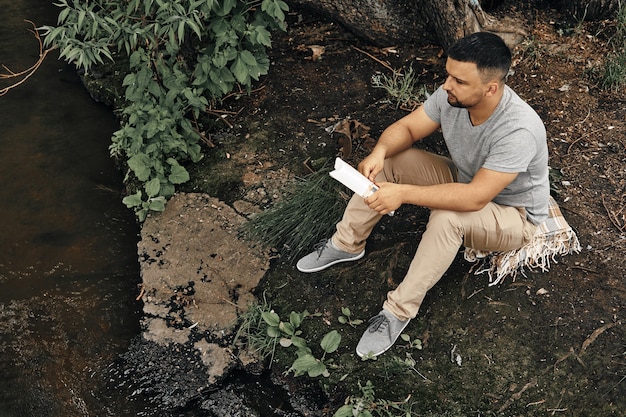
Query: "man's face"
442 58 489 109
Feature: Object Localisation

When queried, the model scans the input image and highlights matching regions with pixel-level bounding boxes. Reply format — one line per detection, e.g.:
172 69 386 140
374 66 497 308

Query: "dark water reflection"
0 1 145 416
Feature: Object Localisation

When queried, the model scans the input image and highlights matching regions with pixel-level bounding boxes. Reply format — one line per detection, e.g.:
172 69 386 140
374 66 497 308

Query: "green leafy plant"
399 333 422 350
334 380 416 417
285 329 342 378
232 293 282 361
391 352 429 381
235 300 342 377
338 307 364 327
263 309 310 351
41 0 288 220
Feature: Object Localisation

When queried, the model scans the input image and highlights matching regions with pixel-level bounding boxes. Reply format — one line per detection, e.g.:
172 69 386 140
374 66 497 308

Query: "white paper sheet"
329 157 378 198
329 158 394 216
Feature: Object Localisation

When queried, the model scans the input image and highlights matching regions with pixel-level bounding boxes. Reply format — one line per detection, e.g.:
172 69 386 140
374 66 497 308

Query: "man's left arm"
364 168 518 215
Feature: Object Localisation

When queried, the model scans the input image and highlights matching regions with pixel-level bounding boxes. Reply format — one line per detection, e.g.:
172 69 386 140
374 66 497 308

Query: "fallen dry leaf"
307 45 325 61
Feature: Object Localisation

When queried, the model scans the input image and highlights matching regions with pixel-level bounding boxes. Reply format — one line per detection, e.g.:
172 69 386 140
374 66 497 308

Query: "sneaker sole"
355 318 410 358
296 250 365 273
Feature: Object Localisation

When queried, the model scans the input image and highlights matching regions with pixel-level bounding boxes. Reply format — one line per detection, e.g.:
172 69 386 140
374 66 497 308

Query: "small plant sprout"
359 351 379 362
395 352 430 381
399 333 422 350
262 310 310 350
338 307 364 327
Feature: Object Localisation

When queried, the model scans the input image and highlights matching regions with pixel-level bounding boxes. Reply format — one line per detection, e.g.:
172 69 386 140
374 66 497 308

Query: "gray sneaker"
356 309 410 358
296 239 364 273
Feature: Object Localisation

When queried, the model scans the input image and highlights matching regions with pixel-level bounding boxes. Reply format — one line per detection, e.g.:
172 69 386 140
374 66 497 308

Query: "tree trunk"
286 0 528 50
285 0 621 51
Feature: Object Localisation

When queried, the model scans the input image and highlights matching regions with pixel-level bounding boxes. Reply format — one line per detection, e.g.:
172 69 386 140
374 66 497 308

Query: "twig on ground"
579 321 620 354
136 284 145 301
601 196 625 232
351 45 394 72
570 265 599 274
575 108 591 125
191 112 217 147
567 126 608 154
497 378 537 413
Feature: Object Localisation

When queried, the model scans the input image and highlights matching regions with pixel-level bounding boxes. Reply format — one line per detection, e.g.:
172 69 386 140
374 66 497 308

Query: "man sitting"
297 32 550 358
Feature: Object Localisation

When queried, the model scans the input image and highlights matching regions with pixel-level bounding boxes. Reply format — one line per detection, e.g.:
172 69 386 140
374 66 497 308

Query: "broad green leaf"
187 20 202 39
128 154 152 181
253 26 272 47
307 362 327 378
261 311 280 327
290 354 317 373
266 326 280 338
168 163 190 184
177 19 185 42
77 10 86 29
333 405 354 417
230 55 249 84
239 49 257 66
279 321 295 336
137 208 148 222
320 330 341 354
122 191 143 208
289 311 302 328
148 197 166 212
145 177 161 197
290 335 308 350
160 183 176 198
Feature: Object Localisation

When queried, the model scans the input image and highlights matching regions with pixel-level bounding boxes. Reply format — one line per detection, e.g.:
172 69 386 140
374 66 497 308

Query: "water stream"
0 3 311 416
0 1 146 415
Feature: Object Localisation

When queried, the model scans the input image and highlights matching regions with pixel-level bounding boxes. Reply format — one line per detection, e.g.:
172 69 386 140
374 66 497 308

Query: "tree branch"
1 20 57 96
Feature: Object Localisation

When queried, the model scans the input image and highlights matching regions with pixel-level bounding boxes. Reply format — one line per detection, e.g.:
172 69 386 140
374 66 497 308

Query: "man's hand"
364 182 403 215
357 149 386 183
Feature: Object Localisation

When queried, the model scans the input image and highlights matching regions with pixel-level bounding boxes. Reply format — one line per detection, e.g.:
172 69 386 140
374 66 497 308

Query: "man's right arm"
358 106 440 182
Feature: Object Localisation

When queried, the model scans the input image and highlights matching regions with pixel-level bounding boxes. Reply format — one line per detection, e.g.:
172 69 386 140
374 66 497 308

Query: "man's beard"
446 91 484 109
447 98 468 108
447 94 472 108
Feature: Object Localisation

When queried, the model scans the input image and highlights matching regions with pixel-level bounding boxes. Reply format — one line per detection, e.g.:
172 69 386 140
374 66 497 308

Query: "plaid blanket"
464 196 581 285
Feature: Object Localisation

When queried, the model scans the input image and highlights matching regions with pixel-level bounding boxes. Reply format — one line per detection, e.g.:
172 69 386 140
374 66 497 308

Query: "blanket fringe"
465 228 581 286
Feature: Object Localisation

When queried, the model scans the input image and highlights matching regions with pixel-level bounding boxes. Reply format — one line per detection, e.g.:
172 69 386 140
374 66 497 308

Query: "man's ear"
485 82 499 96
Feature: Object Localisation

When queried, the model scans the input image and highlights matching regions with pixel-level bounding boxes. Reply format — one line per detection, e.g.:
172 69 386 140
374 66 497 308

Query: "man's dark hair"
447 32 511 82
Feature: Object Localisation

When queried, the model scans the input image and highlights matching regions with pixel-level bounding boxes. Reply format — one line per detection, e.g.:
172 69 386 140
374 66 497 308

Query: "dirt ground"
178 3 626 416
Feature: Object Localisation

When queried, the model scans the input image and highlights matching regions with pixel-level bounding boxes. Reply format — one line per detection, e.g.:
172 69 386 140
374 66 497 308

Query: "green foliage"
235 301 429 414
399 333 422 351
41 0 288 220
244 164 348 261
338 307 364 327
285 329 341 378
232 293 281 361
334 380 417 417
371 65 430 111
600 2 626 92
234 299 342 378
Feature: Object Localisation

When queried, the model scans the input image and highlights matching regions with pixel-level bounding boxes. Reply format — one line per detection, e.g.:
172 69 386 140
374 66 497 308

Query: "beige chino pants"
331 149 537 321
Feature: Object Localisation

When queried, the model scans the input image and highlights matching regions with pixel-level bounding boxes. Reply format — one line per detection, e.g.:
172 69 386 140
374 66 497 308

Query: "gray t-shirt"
423 85 549 224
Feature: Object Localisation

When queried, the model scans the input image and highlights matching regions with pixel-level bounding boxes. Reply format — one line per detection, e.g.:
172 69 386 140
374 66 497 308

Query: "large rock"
121 193 269 406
